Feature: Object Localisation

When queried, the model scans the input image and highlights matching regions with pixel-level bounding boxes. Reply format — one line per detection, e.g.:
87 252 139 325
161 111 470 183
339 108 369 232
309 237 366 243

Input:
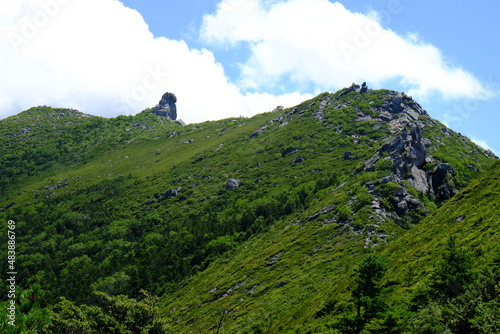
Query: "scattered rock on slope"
225 178 241 190
163 187 182 198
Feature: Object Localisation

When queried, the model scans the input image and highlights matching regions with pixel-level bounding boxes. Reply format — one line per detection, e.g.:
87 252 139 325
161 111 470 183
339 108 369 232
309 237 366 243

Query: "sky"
1 0 499 154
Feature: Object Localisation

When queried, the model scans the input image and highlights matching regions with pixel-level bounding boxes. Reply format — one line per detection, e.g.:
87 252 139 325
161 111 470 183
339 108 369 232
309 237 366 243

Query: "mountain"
0 84 498 333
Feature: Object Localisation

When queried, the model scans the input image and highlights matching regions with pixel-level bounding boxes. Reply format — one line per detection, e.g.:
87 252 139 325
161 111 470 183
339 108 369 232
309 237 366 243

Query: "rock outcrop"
337 82 371 98
332 84 473 222
153 92 177 120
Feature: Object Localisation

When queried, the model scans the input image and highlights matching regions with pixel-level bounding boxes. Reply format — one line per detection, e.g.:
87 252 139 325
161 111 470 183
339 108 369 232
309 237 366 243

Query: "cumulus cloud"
201 0 494 100
0 0 311 123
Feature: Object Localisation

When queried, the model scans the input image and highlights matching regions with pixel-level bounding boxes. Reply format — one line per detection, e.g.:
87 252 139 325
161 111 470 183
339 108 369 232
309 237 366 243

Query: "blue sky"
1 0 499 154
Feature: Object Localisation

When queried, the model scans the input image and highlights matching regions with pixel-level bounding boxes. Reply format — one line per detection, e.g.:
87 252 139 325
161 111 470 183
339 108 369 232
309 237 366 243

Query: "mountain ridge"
0 85 498 333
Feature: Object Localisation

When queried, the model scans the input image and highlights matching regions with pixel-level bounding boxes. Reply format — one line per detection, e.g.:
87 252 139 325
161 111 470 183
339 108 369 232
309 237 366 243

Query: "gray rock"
396 200 409 214
225 178 241 190
0 202 15 211
393 188 407 197
410 166 429 193
283 147 299 156
275 281 289 288
306 204 336 221
164 187 182 198
249 125 268 138
291 156 305 164
234 281 248 288
406 108 420 120
271 115 284 123
407 197 422 208
355 116 373 122
377 111 393 122
391 93 404 113
382 175 396 184
175 119 186 126
431 163 456 202
314 96 331 122
337 83 360 98
143 199 158 206
45 182 68 190
360 82 368 93
456 215 466 222
265 253 281 267
422 138 433 147
152 92 177 120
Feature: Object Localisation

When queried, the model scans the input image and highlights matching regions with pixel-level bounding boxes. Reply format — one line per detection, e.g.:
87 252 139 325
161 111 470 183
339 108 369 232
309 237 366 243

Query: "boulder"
291 156 305 164
0 202 15 211
163 187 182 198
391 93 404 113
225 178 241 190
265 253 281 267
282 147 299 156
175 119 186 126
409 166 429 193
249 126 268 138
275 281 289 289
377 111 393 122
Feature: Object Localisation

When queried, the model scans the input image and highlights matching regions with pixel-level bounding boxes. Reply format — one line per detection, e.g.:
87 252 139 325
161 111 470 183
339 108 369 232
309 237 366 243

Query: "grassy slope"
1 96 373 302
158 163 500 334
0 89 497 332
382 160 500 290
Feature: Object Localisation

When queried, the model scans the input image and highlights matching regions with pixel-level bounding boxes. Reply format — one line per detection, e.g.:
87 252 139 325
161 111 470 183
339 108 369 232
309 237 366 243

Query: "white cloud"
0 0 310 123
201 0 494 100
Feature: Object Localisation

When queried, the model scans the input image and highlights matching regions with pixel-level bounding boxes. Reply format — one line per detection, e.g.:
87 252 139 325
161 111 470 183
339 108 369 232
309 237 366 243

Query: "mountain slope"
158 162 500 333
0 85 497 332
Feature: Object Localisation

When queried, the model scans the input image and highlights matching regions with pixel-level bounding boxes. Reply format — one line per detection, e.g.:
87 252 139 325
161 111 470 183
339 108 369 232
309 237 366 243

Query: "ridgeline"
0 85 498 333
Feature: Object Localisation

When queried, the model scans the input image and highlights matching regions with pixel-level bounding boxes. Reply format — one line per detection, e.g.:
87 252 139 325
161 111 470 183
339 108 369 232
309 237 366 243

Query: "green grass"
0 88 497 332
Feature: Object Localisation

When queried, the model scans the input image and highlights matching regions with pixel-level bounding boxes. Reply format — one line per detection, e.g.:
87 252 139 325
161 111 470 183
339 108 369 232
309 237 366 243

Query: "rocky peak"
331 84 489 223
152 92 177 120
337 82 371 98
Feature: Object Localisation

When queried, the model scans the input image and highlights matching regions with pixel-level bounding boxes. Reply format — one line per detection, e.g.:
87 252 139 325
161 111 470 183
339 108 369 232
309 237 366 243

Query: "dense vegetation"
0 87 498 332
